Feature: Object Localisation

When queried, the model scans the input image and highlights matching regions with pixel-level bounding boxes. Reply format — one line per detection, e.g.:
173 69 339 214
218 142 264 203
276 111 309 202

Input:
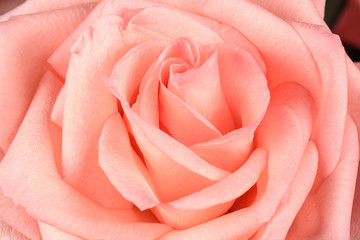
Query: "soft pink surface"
0 0 359 240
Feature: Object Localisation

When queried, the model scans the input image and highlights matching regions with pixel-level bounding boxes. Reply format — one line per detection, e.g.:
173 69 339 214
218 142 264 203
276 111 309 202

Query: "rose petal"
215 43 269 127
0 2 94 156
62 15 133 208
159 82 222 146
288 116 359 239
112 96 230 202
150 146 265 229
252 141 318 240
107 40 167 103
126 6 223 45
99 113 266 228
292 22 347 181
0 0 99 21
0 71 171 240
347 58 360 138
160 105 313 239
99 113 160 211
250 0 325 24
47 1 104 78
190 126 255 172
39 222 83 240
0 190 41 240
51 84 66 127
150 0 323 104
168 52 235 134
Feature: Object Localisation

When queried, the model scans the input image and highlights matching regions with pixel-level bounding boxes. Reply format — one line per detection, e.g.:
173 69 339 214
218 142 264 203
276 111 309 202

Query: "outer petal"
347 59 360 240
288 116 359 239
252 142 318 240
0 0 99 21
291 22 348 182
0 190 41 239
0 2 95 156
0 71 171 240
250 0 325 24
38 222 83 240
61 15 132 208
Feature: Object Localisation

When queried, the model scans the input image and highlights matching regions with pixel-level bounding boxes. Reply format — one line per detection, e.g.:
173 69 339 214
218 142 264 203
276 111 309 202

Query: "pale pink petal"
288 116 359 239
110 97 230 203
0 72 171 240
0 3 94 156
347 58 360 240
107 40 167 103
160 81 313 239
100 111 267 229
159 82 222 146
215 43 269 127
0 0 99 22
0 220 29 240
126 6 223 45
188 42 269 171
51 84 66 127
190 126 254 172
168 52 235 134
62 15 132 209
48 1 105 77
347 58 360 137
99 113 160 211
39 222 83 240
252 141 318 240
0 190 41 240
292 22 348 181
250 0 325 24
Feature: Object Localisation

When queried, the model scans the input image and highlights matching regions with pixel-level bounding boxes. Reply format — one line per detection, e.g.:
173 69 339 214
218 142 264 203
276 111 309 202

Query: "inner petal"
167 51 236 134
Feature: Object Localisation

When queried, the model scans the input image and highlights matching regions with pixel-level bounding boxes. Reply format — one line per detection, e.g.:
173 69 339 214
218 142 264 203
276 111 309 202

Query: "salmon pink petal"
0 190 41 240
347 58 360 137
0 0 98 21
250 0 325 24
39 222 83 240
153 148 266 229
159 82 222 146
168 52 235 134
214 43 269 127
99 113 160 211
154 148 265 229
288 116 359 239
292 22 347 180
0 3 94 156
51 84 66 127
107 40 167 103
151 0 323 105
190 126 255 172
112 97 230 203
252 141 318 240
0 72 171 240
48 1 104 78
160 121 314 239
126 6 223 45
62 15 133 209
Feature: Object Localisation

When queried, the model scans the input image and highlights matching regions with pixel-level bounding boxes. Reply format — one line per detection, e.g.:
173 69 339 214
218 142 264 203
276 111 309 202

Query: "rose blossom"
0 0 360 239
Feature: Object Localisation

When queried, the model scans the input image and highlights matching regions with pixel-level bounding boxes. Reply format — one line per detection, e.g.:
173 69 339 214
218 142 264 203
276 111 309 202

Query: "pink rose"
0 0 359 239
